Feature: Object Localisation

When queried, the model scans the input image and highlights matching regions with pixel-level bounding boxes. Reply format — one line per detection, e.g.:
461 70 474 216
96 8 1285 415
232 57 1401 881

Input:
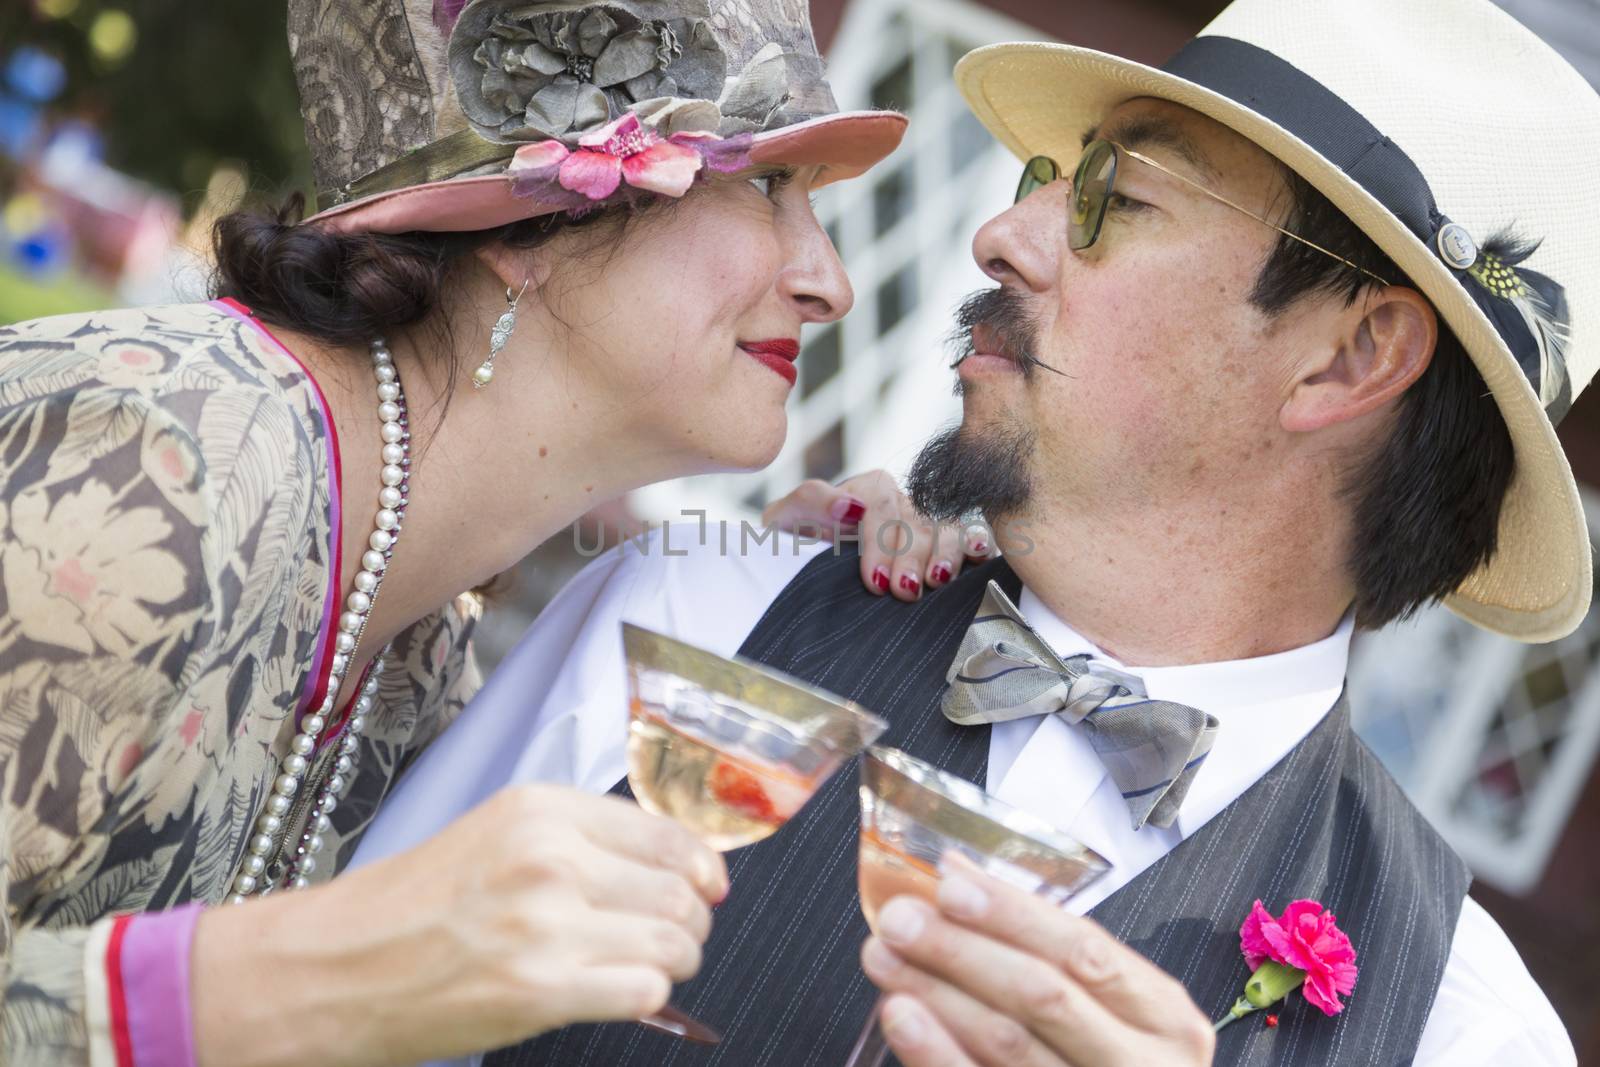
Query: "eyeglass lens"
1014 155 1059 204
1069 140 1117 251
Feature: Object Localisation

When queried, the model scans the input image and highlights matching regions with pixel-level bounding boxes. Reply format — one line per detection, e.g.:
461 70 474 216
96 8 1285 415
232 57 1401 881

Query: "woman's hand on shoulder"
193 784 727 1065
762 470 993 602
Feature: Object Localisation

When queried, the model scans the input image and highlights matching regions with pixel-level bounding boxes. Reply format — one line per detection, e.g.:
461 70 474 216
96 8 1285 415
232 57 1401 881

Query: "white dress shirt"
355 526 1575 1066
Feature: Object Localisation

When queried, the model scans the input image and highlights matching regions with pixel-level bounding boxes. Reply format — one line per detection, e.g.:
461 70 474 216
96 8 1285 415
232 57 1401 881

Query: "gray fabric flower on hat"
451 0 729 142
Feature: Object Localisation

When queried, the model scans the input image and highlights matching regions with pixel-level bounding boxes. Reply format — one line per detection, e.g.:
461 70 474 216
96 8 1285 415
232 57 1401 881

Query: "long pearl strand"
227 338 410 902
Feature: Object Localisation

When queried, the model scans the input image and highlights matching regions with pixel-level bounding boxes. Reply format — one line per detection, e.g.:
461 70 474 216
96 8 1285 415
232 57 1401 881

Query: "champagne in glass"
857 825 941 931
845 746 1111 1067
626 696 830 850
623 623 889 1042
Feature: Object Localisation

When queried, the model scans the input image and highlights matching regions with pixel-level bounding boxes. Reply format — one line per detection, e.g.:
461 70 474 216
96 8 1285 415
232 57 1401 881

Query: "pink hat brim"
308 110 907 236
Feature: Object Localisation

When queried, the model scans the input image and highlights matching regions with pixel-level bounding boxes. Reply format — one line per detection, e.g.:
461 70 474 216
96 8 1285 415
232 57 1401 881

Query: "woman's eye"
749 170 795 198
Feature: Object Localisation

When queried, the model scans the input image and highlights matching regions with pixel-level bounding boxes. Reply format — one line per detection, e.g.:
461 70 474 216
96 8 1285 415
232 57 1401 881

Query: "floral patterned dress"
0 302 481 1061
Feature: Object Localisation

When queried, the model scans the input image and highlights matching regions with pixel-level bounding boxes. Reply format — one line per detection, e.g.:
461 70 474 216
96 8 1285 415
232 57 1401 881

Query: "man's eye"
1107 193 1148 213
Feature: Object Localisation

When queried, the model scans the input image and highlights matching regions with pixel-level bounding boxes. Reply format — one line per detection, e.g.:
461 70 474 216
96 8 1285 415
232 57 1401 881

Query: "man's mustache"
947 288 1067 379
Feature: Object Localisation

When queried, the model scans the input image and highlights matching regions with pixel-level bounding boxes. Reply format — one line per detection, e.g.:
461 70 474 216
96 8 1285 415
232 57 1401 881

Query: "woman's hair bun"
211 193 448 346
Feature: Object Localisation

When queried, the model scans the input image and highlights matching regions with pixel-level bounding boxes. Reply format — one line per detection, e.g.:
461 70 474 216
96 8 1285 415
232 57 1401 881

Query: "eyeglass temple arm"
1111 143 1393 287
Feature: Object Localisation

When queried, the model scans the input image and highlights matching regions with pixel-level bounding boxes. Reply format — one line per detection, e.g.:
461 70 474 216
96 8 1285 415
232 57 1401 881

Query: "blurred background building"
3 0 1598 1057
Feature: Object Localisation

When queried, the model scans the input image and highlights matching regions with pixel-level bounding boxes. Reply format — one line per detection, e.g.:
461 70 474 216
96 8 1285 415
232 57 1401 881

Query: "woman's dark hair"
210 192 633 399
1251 168 1516 630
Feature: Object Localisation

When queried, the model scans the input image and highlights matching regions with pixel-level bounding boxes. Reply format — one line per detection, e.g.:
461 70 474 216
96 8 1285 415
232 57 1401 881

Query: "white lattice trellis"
1348 488 1600 895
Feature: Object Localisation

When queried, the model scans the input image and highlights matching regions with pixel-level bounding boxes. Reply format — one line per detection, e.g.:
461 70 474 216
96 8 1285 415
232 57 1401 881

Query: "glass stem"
637 1003 721 1045
843 996 892 1067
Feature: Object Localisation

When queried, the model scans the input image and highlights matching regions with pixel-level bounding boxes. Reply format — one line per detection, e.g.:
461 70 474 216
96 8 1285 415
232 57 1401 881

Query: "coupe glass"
623 622 889 1043
845 745 1112 1066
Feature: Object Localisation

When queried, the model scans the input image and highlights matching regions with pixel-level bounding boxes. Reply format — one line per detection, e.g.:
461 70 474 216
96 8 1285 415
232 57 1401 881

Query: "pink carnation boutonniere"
507 113 753 210
1214 899 1359 1032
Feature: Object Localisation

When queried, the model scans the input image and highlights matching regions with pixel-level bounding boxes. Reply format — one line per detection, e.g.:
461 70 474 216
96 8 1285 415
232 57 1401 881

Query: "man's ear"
1280 287 1437 433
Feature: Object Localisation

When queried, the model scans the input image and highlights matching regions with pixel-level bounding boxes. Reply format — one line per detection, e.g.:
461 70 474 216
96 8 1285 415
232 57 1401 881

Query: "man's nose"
971 186 1062 293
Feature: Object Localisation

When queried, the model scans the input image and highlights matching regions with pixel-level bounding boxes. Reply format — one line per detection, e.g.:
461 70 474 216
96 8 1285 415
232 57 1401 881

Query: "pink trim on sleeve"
118 903 203 1067
104 915 136 1067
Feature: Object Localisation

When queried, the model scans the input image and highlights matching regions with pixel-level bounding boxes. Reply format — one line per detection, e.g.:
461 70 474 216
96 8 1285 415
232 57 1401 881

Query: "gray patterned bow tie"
941 581 1219 831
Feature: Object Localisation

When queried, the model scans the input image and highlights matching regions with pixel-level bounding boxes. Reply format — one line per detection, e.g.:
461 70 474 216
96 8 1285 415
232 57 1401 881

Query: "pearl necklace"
227 338 410 902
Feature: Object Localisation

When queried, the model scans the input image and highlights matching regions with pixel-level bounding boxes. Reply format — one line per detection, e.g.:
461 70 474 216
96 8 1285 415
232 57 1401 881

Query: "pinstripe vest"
488 550 1470 1067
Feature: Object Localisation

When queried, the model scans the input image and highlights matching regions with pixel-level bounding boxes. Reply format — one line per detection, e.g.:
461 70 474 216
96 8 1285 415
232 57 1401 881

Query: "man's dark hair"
1252 168 1515 630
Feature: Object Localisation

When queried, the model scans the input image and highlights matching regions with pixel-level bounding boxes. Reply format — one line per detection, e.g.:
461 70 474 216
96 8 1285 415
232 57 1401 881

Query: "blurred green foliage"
0 263 111 321
1 0 312 212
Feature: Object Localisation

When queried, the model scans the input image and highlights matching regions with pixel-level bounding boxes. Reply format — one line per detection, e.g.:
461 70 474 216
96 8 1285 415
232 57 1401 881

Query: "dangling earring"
473 279 529 388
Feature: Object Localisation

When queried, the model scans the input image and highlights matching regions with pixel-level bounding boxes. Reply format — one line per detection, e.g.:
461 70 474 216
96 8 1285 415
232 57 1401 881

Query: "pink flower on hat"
1239 898 1359 1015
508 113 752 206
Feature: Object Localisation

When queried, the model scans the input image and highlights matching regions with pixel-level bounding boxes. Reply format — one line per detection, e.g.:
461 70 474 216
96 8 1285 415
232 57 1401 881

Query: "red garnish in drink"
708 760 778 823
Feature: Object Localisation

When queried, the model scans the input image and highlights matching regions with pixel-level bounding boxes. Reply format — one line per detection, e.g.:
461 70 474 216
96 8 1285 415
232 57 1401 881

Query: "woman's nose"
782 215 855 324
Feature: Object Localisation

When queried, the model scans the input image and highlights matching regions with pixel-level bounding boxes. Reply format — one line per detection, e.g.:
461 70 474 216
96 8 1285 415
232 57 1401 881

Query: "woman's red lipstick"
739 339 800 387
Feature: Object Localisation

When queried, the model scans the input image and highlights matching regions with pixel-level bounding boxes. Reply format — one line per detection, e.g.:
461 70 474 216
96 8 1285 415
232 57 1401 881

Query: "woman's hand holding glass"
191 784 727 1067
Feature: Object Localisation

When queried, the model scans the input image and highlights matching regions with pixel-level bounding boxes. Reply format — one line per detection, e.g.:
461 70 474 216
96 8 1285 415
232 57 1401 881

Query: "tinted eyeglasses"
1015 140 1391 286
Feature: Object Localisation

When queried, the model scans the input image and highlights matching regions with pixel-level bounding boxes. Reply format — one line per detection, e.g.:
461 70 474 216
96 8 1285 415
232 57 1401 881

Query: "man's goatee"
906 421 1036 523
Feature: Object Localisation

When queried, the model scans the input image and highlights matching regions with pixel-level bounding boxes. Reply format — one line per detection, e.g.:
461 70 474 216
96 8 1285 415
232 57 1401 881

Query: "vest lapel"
1093 695 1470 1063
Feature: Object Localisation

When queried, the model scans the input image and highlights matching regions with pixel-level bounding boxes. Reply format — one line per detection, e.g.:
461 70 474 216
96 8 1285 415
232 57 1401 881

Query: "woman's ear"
471 242 551 297
1280 287 1438 433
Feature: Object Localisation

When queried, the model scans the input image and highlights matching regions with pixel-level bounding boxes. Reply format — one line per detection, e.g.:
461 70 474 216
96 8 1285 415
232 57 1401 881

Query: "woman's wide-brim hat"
956 0 1600 642
288 0 906 235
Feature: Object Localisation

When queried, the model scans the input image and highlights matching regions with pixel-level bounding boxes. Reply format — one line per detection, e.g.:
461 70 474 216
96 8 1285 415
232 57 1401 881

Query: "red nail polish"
930 562 953 584
968 539 989 557
898 573 921 596
841 499 866 525
872 565 891 592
